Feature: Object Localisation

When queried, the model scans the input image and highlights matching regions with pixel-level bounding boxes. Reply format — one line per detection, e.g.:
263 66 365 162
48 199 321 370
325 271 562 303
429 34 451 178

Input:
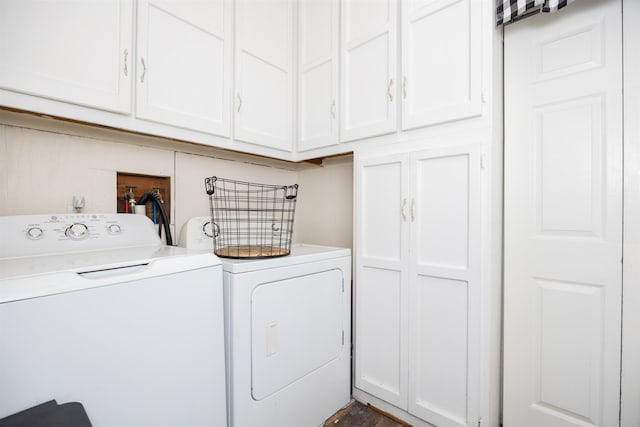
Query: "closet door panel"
503 1 623 425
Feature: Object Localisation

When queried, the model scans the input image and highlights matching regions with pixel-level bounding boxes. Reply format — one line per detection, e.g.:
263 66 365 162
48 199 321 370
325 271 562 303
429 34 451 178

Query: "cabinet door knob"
411 198 415 222
387 79 394 102
331 100 336 119
237 93 242 112
140 57 147 83
403 76 407 99
123 49 128 77
401 198 407 221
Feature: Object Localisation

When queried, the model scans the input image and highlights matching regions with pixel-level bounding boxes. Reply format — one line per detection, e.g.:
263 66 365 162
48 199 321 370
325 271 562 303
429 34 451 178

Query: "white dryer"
0 214 227 427
182 217 352 427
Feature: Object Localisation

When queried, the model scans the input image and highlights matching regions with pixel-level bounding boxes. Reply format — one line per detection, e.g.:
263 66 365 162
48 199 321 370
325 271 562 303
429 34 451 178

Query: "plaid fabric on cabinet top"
497 0 574 25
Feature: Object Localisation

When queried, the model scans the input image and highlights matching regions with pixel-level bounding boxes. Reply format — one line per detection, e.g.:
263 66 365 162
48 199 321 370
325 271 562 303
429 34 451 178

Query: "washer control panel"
0 213 161 259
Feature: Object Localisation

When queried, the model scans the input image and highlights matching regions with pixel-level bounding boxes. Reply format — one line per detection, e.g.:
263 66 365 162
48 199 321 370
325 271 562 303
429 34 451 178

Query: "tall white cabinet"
136 0 232 136
0 0 133 114
354 143 482 427
234 0 294 152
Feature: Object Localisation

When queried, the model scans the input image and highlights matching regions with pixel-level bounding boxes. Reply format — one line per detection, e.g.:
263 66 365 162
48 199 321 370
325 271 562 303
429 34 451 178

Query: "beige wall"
0 110 353 250
294 156 353 249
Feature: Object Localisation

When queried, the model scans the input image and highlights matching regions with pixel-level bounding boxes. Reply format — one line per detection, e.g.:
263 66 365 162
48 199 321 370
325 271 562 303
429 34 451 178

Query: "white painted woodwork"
355 154 409 408
298 0 339 152
622 1 640 425
341 0 397 142
355 144 481 426
408 146 480 427
234 0 293 151
136 0 231 137
0 0 132 113
503 1 623 426
401 0 481 131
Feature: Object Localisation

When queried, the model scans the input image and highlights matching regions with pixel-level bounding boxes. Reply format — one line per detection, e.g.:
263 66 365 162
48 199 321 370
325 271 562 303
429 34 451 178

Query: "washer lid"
0 246 221 303
221 244 350 274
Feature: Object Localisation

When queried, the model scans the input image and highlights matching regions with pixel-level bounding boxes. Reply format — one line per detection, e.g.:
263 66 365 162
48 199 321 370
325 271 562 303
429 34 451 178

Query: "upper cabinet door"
0 0 133 114
136 0 232 137
235 0 293 152
401 0 481 130
297 0 339 152
341 0 397 143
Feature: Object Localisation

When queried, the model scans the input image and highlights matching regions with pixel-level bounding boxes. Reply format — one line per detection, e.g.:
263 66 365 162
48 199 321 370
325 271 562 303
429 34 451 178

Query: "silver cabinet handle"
123 49 128 77
140 57 147 83
403 76 407 99
411 198 415 222
401 198 407 222
387 79 394 102
331 100 336 119
237 93 242 112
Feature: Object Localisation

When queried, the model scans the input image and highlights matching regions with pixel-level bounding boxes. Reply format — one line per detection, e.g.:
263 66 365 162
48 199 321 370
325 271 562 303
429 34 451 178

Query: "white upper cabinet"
136 0 232 137
401 0 481 130
0 0 133 114
297 0 339 152
235 0 293 152
341 0 397 143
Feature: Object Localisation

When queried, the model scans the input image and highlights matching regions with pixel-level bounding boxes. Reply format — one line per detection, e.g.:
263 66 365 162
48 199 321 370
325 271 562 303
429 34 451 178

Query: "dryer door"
250 269 344 400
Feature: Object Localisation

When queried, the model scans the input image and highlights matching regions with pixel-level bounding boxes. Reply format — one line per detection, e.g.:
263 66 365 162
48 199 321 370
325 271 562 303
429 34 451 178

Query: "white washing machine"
0 213 227 427
181 217 352 427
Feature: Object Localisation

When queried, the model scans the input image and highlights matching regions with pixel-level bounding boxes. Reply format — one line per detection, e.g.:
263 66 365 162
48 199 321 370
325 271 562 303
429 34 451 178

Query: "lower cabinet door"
354 153 409 409
408 145 481 427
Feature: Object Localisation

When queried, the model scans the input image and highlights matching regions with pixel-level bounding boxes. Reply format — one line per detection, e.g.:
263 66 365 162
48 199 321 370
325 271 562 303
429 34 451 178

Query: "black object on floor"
0 400 93 427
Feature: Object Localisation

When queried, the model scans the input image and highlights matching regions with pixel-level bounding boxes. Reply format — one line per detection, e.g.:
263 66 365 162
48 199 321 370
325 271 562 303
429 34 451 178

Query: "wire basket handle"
285 184 299 200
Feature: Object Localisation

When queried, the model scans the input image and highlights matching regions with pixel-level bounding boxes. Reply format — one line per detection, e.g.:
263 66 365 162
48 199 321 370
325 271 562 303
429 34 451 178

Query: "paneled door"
0 0 132 113
297 0 339 152
503 0 623 426
234 0 293 151
401 0 481 131
354 154 410 409
341 0 397 142
408 145 480 427
136 0 231 136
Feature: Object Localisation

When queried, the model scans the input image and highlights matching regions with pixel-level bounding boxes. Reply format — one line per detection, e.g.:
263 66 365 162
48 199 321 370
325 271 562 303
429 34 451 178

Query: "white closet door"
0 0 132 113
408 145 480 427
401 0 481 131
354 154 409 409
504 1 623 426
622 1 640 425
136 0 231 136
341 0 397 143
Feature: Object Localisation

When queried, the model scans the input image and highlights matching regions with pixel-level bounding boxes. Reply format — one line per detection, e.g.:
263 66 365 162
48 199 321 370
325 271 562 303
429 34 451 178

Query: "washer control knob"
107 224 122 234
66 223 89 240
26 227 44 240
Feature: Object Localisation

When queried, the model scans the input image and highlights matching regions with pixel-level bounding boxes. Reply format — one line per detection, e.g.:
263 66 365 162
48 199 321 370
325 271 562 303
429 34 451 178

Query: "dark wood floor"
323 401 410 427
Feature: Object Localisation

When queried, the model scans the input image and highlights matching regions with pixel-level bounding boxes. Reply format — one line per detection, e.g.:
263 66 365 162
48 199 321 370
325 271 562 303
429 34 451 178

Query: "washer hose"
137 191 173 246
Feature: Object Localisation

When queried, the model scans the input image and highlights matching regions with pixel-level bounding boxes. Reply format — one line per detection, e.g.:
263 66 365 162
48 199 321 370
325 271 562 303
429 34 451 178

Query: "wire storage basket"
205 176 299 259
